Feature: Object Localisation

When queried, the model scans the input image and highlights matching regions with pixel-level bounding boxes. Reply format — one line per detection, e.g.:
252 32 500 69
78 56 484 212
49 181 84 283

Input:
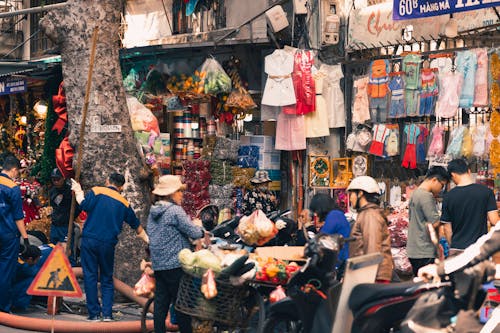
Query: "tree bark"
40 0 150 285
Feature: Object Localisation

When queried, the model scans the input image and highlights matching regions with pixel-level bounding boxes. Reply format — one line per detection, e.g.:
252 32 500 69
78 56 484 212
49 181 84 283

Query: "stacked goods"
182 160 211 218
209 159 234 186
232 167 255 189
208 184 233 210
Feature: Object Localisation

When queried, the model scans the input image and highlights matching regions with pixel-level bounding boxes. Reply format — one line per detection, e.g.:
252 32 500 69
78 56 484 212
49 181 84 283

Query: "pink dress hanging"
283 50 316 115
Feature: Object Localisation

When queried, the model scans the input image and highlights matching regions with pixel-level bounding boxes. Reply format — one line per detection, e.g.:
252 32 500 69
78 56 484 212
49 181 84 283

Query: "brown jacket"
349 203 394 281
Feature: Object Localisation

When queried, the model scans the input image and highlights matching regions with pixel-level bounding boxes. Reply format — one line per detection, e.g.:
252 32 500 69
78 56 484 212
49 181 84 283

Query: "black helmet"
51 168 63 179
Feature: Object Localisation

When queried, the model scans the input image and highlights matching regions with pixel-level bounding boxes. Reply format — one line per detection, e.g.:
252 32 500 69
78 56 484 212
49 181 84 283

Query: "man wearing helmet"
347 176 394 282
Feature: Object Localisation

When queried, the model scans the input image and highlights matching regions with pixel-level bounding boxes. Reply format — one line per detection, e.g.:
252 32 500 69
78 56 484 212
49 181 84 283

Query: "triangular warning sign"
27 245 83 298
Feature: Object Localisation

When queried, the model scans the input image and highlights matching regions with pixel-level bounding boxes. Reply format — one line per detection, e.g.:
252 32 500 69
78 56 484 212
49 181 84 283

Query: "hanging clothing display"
402 54 422 90
401 124 420 169
472 124 491 158
384 124 400 157
416 125 429 164
461 127 473 158
435 72 463 118
320 64 345 128
473 48 489 107
419 68 438 116
427 125 445 158
367 59 390 123
388 73 405 119
275 112 306 151
445 126 466 158
368 124 389 157
285 50 316 115
305 72 330 138
352 76 371 124
456 50 478 108
261 49 297 106
430 57 453 74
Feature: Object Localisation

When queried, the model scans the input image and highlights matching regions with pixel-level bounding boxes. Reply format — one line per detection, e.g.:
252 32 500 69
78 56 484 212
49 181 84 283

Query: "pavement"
0 298 151 333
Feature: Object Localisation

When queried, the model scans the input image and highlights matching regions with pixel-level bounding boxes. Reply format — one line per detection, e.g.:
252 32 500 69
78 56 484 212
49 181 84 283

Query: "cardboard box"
268 180 281 191
254 246 305 261
258 152 281 170
240 135 276 152
262 121 277 136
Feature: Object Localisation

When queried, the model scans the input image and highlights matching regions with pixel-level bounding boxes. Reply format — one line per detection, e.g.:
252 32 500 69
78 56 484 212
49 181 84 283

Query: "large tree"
40 0 150 285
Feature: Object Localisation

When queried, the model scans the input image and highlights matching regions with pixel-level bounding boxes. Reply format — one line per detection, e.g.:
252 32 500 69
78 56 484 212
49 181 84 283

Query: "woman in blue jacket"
309 193 351 273
147 175 205 333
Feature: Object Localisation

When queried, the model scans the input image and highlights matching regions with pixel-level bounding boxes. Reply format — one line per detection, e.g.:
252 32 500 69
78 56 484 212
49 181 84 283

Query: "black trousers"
409 258 435 277
154 268 192 333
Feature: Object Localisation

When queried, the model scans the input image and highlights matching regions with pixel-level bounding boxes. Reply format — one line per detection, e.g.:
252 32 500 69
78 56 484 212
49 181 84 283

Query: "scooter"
262 231 345 333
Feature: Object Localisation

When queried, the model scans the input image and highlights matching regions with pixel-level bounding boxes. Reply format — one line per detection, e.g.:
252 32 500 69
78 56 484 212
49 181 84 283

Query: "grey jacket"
147 201 203 271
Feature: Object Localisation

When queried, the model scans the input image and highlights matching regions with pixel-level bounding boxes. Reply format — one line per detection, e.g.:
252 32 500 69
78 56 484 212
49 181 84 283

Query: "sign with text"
394 0 500 20
348 2 499 49
0 79 26 95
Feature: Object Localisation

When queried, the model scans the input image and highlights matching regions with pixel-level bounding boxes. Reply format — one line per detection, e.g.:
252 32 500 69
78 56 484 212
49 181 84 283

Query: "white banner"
348 1 499 49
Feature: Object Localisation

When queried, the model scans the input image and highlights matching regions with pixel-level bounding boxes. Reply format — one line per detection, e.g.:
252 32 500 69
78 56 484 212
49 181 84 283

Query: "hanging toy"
14 127 26 148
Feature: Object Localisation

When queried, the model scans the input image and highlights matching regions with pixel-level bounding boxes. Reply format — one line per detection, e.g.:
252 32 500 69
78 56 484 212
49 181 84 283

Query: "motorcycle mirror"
307 231 316 239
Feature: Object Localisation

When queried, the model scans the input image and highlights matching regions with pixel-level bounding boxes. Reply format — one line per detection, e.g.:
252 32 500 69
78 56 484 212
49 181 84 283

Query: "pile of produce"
254 258 299 285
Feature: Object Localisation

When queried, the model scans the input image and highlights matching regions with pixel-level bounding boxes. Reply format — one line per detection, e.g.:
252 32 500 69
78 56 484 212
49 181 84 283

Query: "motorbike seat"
349 281 424 313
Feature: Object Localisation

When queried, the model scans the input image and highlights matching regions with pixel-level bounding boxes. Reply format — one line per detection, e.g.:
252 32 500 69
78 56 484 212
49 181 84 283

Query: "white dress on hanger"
261 49 297 106
320 64 345 128
305 72 330 138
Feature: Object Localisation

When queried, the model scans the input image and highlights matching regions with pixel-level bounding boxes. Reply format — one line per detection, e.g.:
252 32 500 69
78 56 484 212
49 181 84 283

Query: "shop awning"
0 61 46 78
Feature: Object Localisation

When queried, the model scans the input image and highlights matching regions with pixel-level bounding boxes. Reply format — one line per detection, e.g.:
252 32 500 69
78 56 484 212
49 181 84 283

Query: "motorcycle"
262 231 346 333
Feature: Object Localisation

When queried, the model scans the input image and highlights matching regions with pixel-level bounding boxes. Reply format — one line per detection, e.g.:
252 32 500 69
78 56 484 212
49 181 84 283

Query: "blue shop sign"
393 0 500 20
0 79 27 95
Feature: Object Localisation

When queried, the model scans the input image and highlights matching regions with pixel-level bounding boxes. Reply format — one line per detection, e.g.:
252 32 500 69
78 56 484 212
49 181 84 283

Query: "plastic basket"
175 273 249 327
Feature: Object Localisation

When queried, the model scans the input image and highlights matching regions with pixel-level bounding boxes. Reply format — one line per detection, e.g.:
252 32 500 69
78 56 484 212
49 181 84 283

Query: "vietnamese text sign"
394 0 500 20
348 2 499 49
0 79 26 95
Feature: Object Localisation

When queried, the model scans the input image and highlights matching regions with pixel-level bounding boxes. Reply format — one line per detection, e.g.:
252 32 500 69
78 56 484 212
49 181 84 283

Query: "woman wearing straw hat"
241 170 278 216
147 175 205 333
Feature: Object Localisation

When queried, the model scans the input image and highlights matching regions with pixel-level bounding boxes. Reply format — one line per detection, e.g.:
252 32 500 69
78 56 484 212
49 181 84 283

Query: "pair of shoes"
102 316 115 322
86 316 101 322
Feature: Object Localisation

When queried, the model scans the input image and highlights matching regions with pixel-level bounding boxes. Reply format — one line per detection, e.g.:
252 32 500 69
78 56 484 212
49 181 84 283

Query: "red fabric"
285 51 315 115
52 82 67 134
55 137 75 179
368 141 384 157
401 143 417 169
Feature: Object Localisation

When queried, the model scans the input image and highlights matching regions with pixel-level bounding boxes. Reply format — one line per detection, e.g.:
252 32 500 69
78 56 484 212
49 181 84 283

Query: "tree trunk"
40 0 150 285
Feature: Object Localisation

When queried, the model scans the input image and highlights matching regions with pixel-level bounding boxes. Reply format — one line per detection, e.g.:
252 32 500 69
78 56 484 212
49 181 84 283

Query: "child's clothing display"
305 73 330 138
287 50 316 115
435 72 463 118
401 124 420 169
460 127 473 158
384 124 400 157
445 126 466 158
456 50 477 108
402 54 422 90
419 68 438 116
352 76 371 124
321 64 346 128
427 125 445 158
367 59 390 123
261 49 296 106
416 125 429 164
368 124 389 157
473 48 488 107
388 73 405 118
430 57 453 74
275 112 306 151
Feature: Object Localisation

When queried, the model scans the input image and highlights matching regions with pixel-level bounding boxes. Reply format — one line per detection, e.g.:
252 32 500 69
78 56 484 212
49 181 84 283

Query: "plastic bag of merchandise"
199 58 232 95
226 89 257 111
126 95 160 135
237 209 278 246
391 247 412 275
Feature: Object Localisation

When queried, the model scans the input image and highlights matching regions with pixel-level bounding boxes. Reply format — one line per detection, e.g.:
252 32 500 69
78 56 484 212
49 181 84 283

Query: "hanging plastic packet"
199 58 232 95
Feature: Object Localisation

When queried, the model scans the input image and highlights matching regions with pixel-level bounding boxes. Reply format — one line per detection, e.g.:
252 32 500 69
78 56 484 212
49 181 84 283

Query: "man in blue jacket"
0 155 30 313
71 173 148 321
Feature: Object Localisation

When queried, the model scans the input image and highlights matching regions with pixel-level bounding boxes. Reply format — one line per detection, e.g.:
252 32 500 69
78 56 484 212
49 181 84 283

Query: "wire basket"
175 273 249 327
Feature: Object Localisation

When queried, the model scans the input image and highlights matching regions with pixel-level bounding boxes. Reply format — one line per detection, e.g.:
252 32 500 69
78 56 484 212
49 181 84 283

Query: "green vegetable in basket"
219 254 249 279
179 249 197 267
194 249 222 272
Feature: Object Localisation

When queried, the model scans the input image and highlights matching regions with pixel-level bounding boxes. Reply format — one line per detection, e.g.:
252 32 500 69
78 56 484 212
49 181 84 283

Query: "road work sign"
27 245 83 298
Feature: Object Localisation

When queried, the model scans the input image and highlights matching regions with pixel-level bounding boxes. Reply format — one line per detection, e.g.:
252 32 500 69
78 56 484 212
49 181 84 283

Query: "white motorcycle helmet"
347 176 380 194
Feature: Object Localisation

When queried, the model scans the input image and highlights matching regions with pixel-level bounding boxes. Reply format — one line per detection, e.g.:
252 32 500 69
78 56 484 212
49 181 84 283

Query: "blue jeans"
80 237 115 318
50 225 77 266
